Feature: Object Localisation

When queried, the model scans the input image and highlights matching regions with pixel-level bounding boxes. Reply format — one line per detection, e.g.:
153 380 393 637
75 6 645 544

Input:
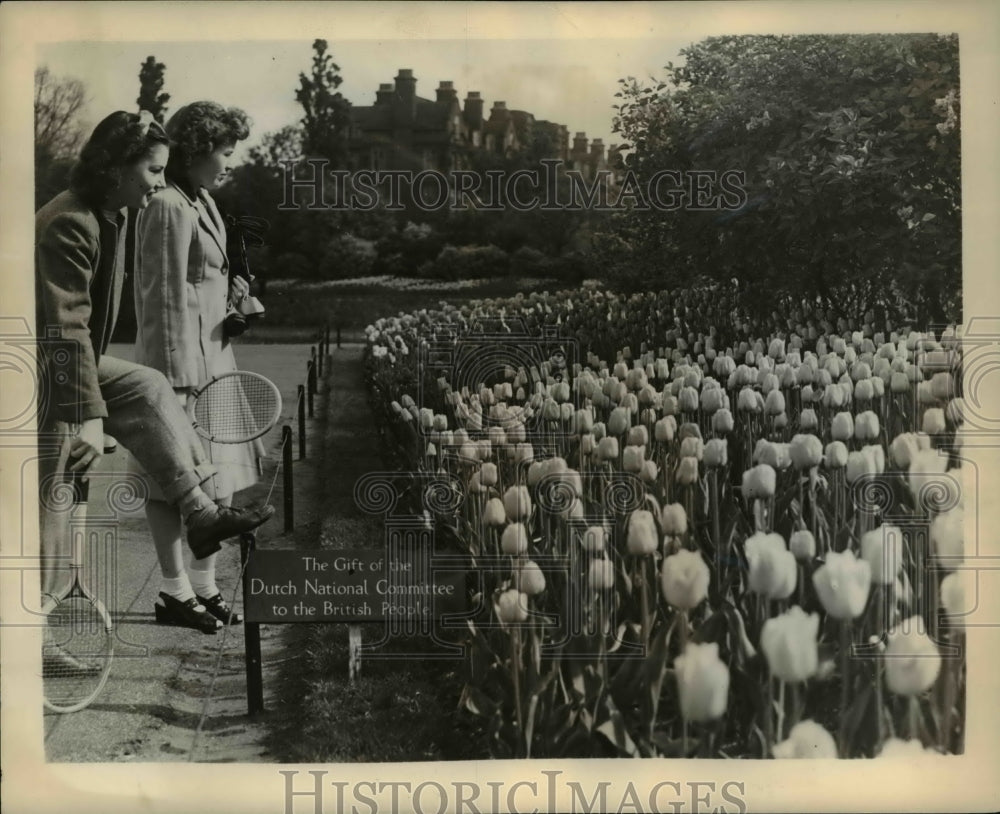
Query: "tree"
295 39 352 167
610 34 961 324
34 66 87 209
137 56 170 123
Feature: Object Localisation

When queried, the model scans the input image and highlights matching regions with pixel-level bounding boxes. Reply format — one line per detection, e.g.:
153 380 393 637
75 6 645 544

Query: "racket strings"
43 597 112 709
193 373 281 443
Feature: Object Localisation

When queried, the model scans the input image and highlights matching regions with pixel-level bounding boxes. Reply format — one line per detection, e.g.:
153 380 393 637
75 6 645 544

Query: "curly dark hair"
70 111 171 208
164 101 251 186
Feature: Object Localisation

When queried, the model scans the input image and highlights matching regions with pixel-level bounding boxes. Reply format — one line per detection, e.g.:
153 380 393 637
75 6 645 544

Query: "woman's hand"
68 418 105 475
229 275 250 303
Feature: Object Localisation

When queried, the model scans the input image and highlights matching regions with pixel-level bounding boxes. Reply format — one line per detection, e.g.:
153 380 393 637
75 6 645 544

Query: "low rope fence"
188 323 333 760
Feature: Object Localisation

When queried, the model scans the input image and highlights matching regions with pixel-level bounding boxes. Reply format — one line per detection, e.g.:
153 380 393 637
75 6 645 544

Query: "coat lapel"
196 190 228 260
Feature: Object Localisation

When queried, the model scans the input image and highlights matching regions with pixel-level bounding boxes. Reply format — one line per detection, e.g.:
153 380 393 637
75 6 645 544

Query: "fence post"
325 322 331 354
307 359 316 418
297 384 306 460
240 533 264 715
336 325 341 349
282 425 294 533
316 336 324 378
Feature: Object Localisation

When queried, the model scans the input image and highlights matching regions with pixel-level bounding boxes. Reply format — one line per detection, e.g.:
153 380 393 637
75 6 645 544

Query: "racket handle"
69 470 90 504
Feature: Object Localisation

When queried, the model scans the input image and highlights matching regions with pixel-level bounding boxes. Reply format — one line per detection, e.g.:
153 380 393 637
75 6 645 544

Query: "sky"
37 37 695 161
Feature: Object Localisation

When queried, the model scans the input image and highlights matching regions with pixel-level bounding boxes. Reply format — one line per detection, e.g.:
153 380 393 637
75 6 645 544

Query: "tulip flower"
772 720 838 759
503 486 532 522
679 386 699 413
712 408 735 433
823 441 848 469
765 389 786 416
930 509 963 562
861 525 904 585
654 415 677 442
680 436 704 460
845 450 878 484
676 456 700 485
661 503 688 536
588 558 615 591
626 509 659 555
627 424 649 447
877 738 938 758
890 371 910 393
742 464 776 500
480 462 498 487
581 525 609 553
789 529 816 561
483 497 506 526
501 523 530 555
608 407 630 436
496 589 529 624
745 532 797 600
884 617 942 695
597 436 619 461
761 606 820 682
923 407 946 435
789 434 823 470
907 449 952 506
855 410 880 441
704 438 728 468
831 412 854 442
812 551 871 619
799 408 818 431
674 643 730 722
737 387 760 413
623 444 646 473
513 560 546 596
940 570 972 623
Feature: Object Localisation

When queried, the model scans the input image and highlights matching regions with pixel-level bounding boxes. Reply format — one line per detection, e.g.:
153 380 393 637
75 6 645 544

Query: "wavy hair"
164 101 251 187
70 111 170 208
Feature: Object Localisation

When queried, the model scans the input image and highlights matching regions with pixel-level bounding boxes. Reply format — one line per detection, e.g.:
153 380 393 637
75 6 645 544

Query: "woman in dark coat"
35 111 274 650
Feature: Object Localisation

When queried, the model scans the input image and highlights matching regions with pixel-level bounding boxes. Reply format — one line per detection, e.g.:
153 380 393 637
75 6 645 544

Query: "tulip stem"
908 695 921 743
679 610 689 757
639 557 651 651
838 621 852 757
776 679 786 741
711 469 722 594
511 624 525 754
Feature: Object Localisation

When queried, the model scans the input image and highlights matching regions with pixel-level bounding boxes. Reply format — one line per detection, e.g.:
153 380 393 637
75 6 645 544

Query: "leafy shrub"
418 244 511 281
319 233 377 280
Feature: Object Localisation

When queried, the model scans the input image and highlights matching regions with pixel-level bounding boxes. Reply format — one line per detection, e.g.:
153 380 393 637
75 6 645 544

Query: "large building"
347 69 617 182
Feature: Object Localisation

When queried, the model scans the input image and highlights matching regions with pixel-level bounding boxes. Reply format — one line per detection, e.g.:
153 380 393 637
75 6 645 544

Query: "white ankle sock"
161 574 196 603
188 563 218 598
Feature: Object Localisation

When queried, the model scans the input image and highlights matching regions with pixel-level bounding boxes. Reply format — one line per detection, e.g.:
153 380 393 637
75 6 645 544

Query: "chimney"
436 80 457 105
375 83 394 105
395 68 416 96
589 138 605 162
464 91 484 129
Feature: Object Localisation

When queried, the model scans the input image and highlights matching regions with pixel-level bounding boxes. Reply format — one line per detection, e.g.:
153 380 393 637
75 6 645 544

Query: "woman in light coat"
134 101 262 632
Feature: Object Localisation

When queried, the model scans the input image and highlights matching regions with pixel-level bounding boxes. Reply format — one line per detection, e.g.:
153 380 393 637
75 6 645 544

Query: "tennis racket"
186 370 283 444
42 471 114 713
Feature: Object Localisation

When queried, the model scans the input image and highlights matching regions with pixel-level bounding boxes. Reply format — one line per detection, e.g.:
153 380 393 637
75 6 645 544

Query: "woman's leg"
145 498 195 600
187 494 229 599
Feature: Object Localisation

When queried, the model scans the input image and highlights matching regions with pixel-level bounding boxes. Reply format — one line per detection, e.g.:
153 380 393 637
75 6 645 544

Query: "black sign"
244 549 465 623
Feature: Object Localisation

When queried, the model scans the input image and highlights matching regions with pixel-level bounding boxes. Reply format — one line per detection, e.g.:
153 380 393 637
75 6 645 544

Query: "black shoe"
42 646 102 676
154 592 222 634
196 593 243 625
185 503 275 559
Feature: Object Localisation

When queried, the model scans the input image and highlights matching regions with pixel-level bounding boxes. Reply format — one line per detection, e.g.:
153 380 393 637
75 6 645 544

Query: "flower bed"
361 285 967 759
